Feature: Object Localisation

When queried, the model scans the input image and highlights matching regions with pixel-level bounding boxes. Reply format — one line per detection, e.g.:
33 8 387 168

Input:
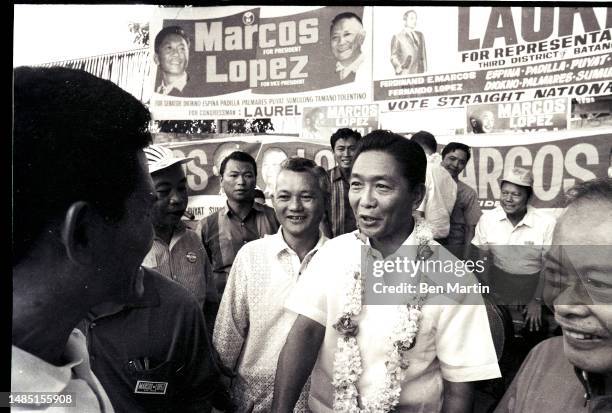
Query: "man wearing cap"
154 25 192 97
472 167 556 386
142 144 216 311
494 178 612 413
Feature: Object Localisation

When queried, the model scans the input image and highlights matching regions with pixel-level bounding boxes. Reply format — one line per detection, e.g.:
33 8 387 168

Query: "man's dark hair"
410 130 437 154
353 130 426 187
154 25 190 53
13 66 152 264
442 142 472 163
565 177 612 207
330 128 362 150
331 12 363 32
219 151 257 177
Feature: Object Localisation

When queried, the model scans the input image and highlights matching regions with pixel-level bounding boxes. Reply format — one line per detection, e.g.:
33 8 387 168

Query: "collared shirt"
417 153 457 239
335 53 365 81
199 201 279 297
328 166 357 238
12 329 114 413
213 228 327 412
494 336 612 413
156 73 187 95
447 180 482 246
77 267 219 413
472 205 556 274
142 221 214 307
286 230 501 412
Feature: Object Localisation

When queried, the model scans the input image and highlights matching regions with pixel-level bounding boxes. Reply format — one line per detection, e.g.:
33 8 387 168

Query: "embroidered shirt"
214 228 327 412
12 329 114 413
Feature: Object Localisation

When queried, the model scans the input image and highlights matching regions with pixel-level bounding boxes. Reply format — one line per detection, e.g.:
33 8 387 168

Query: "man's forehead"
225 159 255 172
335 137 358 147
276 170 318 191
160 33 188 46
555 201 612 245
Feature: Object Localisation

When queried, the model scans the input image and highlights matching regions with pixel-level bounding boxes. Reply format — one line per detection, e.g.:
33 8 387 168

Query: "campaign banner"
466 97 569 133
150 6 373 120
373 7 612 106
159 130 610 220
301 104 379 140
457 131 610 209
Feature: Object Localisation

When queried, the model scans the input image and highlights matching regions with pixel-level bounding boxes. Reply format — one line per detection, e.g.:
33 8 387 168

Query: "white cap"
144 144 193 174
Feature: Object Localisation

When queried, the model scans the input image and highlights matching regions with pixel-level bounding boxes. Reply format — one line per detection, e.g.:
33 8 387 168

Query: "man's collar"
268 227 328 258
12 329 86 394
336 53 364 79
158 72 188 94
153 220 187 243
222 200 262 217
330 166 348 182
495 205 535 227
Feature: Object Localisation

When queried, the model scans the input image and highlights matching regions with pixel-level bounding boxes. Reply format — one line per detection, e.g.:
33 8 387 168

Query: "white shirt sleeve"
471 215 488 249
435 304 501 382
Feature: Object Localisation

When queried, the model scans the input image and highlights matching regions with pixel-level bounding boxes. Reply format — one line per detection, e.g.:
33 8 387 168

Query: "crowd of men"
12 66 612 413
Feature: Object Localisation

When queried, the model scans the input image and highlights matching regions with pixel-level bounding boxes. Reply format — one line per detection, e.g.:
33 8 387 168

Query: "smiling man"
330 12 366 81
214 157 328 412
142 144 214 309
328 128 361 237
495 177 612 412
154 25 191 96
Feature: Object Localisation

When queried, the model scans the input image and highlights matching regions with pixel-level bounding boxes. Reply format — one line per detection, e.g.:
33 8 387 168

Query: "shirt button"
90 356 96 362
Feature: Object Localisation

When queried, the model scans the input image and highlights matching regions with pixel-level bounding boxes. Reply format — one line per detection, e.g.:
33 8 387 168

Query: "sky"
13 4 156 67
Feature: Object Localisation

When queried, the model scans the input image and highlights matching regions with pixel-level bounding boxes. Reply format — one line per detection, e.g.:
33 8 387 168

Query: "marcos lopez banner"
457 130 610 209
150 6 373 120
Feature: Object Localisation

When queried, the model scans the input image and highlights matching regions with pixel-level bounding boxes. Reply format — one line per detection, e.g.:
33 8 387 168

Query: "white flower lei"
331 219 434 413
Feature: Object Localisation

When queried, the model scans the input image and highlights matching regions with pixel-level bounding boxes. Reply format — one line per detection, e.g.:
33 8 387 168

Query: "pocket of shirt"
126 359 177 411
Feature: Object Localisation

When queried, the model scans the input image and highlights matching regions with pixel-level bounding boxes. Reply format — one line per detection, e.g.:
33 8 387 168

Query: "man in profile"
199 151 279 299
390 9 427 75
12 66 154 411
330 12 366 81
495 178 612 412
154 25 192 96
411 130 457 243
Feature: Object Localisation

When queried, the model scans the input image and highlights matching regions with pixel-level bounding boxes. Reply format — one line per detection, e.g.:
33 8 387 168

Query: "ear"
60 201 95 266
153 53 160 66
356 29 366 46
411 183 426 211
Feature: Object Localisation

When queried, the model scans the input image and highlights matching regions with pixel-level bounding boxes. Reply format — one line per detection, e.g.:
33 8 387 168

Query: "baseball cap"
501 167 534 188
144 144 193 174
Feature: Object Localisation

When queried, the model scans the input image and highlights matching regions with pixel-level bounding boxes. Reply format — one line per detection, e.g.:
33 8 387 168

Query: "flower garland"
331 219 434 412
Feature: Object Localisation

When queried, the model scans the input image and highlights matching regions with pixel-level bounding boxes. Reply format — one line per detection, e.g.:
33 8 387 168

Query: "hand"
523 301 542 332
